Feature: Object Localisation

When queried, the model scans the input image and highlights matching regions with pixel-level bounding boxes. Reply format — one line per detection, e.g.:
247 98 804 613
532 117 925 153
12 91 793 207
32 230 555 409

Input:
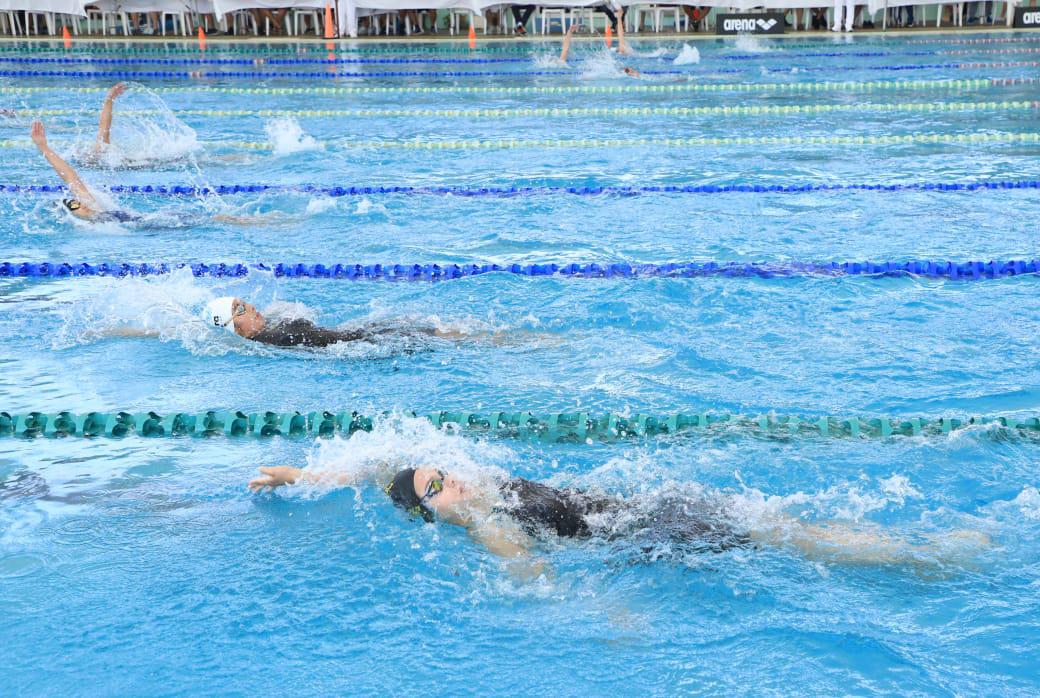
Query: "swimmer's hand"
30 120 48 150
248 465 302 493
106 82 127 102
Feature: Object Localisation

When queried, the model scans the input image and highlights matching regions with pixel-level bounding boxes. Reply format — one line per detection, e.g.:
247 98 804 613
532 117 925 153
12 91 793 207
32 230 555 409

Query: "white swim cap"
204 296 237 334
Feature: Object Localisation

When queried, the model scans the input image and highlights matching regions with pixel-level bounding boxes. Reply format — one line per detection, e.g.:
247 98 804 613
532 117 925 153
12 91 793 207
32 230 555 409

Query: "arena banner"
1014 7 1040 28
715 12 785 35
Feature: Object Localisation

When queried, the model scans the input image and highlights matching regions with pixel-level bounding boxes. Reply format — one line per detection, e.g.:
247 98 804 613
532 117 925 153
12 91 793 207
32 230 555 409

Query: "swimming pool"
1 31 1039 695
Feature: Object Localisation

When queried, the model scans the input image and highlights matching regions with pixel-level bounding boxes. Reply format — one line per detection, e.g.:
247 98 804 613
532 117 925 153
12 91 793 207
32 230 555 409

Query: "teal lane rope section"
3 410 1039 441
4 260 1040 281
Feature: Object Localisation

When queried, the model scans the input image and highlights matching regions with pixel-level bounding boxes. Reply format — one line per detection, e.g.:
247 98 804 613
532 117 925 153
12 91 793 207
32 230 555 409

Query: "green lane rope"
2 410 1038 441
14 100 1039 120
4 132 1034 151
0 77 1034 98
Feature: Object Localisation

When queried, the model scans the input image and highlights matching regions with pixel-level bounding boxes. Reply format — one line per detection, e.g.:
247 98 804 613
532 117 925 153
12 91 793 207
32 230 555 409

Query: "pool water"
1 32 1039 695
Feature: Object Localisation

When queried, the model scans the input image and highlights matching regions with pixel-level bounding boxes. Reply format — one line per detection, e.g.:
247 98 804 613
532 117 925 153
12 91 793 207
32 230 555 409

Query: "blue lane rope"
3 260 1039 281
0 62 1032 81
0 56 533 66
0 68 684 79
4 180 1038 198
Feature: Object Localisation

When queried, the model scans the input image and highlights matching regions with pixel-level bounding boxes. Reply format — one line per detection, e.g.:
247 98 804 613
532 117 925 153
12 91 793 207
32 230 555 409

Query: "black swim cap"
384 468 434 523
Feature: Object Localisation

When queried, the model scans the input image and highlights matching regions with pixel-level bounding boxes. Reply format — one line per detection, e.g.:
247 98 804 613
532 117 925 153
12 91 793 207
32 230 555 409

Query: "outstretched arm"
31 121 96 206
249 465 361 492
560 22 578 63
94 82 126 151
617 14 633 55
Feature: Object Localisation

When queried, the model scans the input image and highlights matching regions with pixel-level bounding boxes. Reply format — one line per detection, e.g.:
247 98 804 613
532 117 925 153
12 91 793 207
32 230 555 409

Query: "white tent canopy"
0 0 87 14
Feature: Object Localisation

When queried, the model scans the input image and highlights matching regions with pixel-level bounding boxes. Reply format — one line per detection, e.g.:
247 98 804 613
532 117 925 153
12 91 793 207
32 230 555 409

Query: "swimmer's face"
231 299 266 338
623 67 640 77
413 467 471 518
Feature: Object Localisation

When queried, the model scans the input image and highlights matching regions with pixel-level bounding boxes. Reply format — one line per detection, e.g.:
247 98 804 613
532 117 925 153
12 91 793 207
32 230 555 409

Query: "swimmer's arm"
248 465 377 492
560 23 577 63
95 82 126 150
30 121 96 206
616 16 632 55
470 517 551 581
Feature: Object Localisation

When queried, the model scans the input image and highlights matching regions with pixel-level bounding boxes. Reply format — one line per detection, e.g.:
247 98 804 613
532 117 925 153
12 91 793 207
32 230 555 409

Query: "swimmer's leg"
750 515 991 566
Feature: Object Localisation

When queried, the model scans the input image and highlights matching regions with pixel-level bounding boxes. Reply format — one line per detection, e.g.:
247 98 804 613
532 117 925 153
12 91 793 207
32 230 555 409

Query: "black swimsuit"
251 318 437 349
496 478 750 552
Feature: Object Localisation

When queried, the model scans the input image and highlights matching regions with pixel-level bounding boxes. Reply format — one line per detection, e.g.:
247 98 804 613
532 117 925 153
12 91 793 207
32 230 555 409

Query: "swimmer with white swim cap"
204 296 466 348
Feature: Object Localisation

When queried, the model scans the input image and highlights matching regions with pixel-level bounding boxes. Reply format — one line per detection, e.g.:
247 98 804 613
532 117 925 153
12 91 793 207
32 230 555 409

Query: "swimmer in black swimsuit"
30 120 131 223
204 296 464 348
31 120 284 226
248 464 991 578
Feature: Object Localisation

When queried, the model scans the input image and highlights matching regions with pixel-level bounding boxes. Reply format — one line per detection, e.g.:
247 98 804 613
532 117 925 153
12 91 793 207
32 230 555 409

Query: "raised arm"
616 14 633 55
31 121 96 205
94 82 126 151
560 22 578 63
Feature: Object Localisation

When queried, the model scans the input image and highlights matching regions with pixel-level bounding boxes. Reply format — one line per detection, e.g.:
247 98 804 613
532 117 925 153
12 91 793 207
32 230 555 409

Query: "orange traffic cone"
605 24 613 47
198 26 206 51
324 2 335 39
62 25 72 49
468 23 476 49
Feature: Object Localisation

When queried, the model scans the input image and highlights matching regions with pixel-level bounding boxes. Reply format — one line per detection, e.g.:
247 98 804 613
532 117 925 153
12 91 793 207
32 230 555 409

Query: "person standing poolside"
248 463 991 579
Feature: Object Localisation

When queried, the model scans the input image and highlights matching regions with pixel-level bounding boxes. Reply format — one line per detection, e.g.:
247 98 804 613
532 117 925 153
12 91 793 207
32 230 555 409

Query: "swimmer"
30 120 132 223
249 463 991 578
559 23 640 77
201 296 468 348
31 120 283 226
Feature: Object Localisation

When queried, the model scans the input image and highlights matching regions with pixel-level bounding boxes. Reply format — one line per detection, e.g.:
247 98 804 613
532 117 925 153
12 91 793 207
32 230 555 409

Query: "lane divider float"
3 410 1038 441
3 260 1039 281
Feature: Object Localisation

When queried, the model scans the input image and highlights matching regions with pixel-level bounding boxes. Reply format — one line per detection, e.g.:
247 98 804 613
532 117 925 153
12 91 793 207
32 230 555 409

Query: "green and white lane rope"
13 100 1040 120
4 409 1040 441
0 77 1034 98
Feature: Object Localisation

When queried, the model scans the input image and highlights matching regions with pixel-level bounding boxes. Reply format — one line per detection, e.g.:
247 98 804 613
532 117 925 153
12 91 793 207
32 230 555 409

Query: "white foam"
1011 486 1040 520
264 116 323 155
353 198 387 216
303 415 512 495
878 474 923 504
532 52 567 68
579 50 624 79
673 44 701 65
304 196 339 215
733 35 771 53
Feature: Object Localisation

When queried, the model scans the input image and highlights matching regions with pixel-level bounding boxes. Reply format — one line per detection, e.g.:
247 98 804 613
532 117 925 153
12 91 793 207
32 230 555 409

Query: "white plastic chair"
449 9 487 34
291 9 321 36
629 4 657 32
102 11 130 35
161 11 188 35
1 12 21 36
540 7 568 33
24 11 55 35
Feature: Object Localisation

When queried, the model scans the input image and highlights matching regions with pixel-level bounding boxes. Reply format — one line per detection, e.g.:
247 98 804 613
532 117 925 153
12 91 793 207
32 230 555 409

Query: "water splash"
673 44 701 65
264 116 323 155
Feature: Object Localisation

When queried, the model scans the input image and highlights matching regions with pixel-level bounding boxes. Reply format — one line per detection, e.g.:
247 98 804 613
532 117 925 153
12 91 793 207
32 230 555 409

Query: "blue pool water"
2 32 1040 695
